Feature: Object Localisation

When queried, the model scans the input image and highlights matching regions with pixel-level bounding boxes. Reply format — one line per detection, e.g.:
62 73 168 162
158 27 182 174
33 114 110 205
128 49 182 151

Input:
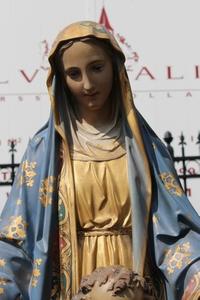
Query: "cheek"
66 78 80 96
101 69 113 93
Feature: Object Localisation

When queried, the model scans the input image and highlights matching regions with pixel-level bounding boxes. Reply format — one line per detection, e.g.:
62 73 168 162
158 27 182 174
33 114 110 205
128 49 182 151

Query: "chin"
87 104 103 111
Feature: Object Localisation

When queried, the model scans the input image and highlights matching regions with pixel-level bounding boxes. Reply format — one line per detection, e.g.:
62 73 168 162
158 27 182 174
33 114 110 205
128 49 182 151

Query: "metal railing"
0 140 20 186
1 133 200 194
163 131 200 193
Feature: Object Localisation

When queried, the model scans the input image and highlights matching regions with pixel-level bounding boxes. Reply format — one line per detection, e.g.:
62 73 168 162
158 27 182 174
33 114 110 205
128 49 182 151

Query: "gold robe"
72 154 133 282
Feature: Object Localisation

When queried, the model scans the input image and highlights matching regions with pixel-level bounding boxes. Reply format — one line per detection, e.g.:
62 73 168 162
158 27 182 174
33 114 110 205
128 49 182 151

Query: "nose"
82 72 94 92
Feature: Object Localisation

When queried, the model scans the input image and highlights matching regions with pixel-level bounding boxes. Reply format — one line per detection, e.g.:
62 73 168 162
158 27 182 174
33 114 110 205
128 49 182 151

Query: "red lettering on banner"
20 69 39 83
195 65 200 78
186 188 192 197
167 92 172 98
126 65 133 71
167 66 184 80
132 52 139 62
1 171 9 181
186 92 192 97
8 139 17 145
179 167 196 175
135 67 155 80
188 167 196 175
149 93 154 98
6 138 21 145
40 65 49 71
35 95 41 101
18 96 23 101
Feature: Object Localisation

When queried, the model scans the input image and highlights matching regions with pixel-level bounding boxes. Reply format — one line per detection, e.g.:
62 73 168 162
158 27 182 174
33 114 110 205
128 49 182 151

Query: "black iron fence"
0 140 20 186
1 133 200 194
163 132 200 194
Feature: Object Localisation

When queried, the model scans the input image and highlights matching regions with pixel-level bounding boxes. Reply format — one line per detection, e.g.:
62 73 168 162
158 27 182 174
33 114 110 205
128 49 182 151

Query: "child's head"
72 265 157 300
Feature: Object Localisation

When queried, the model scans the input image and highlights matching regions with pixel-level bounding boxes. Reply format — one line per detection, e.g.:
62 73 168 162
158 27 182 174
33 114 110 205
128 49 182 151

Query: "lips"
84 92 99 97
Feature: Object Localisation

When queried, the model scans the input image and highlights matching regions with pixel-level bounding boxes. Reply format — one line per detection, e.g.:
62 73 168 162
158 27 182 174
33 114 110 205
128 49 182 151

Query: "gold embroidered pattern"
0 259 6 267
31 258 43 287
58 185 72 299
0 278 9 296
160 172 183 196
16 199 22 205
0 279 7 286
188 273 200 300
3 216 28 240
165 242 191 274
182 271 200 300
39 176 56 207
18 160 37 187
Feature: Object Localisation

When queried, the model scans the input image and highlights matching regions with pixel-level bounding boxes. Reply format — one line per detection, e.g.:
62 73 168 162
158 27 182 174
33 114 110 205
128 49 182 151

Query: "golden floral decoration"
0 279 7 286
0 259 6 267
31 278 38 288
0 287 4 295
165 242 191 275
160 172 184 197
18 160 37 187
32 268 41 277
3 216 28 240
31 258 43 288
35 258 42 265
39 176 56 207
182 271 200 300
16 199 22 205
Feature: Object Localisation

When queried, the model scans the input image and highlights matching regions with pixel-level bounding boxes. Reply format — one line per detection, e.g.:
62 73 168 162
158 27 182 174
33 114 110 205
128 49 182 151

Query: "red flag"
99 7 113 32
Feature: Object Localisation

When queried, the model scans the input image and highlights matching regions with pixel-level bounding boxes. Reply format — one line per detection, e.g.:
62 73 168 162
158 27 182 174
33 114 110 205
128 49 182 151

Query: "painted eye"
92 64 104 72
66 69 80 80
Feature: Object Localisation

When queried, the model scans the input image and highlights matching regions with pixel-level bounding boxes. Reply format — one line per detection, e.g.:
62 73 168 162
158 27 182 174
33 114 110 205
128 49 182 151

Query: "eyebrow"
64 59 105 72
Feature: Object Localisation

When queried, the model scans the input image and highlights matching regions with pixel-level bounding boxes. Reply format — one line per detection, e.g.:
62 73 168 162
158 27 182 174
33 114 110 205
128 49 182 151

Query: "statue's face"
83 281 154 300
62 41 113 116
